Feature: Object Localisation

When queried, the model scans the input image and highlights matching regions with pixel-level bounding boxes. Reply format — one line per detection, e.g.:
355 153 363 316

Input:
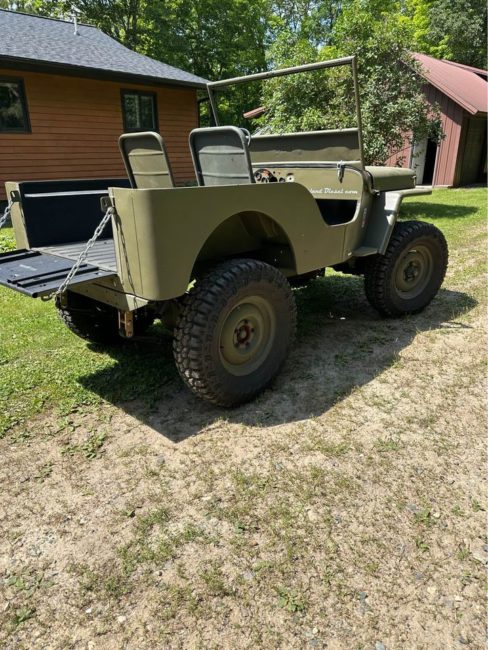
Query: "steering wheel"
240 128 252 147
254 168 278 183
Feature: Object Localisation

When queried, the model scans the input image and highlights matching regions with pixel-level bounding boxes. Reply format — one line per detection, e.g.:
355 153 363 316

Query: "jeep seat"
119 132 175 189
189 126 255 186
365 166 417 192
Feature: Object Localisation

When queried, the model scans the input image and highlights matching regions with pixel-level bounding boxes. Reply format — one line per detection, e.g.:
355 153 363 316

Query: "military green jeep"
0 57 448 406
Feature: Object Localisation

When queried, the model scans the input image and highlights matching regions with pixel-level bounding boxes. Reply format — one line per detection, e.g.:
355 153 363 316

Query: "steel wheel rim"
219 296 276 376
393 243 433 299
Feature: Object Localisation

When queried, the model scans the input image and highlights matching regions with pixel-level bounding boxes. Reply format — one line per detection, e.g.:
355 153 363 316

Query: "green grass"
0 274 177 436
0 187 486 437
401 186 486 234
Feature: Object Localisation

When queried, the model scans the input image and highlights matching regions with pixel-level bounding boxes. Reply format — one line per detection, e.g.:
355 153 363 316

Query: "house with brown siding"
388 53 487 187
0 9 208 201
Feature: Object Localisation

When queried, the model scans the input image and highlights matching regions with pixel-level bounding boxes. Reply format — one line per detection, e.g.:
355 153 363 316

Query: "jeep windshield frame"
206 56 364 166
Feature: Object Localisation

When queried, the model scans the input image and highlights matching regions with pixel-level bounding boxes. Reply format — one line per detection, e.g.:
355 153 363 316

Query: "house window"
0 78 30 133
122 90 158 131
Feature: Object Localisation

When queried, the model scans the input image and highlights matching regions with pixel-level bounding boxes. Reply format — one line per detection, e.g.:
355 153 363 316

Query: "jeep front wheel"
173 259 297 407
364 220 448 317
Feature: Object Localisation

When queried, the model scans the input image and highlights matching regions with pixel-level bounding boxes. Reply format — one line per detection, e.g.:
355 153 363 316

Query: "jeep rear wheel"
173 259 297 407
364 220 448 317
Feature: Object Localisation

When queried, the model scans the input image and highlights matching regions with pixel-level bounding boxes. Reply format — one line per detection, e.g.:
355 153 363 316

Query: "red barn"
388 53 487 187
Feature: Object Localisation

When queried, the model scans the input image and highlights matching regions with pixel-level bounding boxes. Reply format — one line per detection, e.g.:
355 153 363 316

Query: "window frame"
120 88 159 133
0 76 31 134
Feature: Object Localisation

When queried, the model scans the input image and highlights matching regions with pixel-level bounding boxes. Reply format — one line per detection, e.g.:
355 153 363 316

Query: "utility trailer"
0 57 448 406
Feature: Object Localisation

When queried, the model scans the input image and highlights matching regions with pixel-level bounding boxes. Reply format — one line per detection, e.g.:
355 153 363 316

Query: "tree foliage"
142 0 269 124
426 0 487 68
257 0 442 165
268 0 343 45
4 0 485 71
403 0 487 68
144 0 269 80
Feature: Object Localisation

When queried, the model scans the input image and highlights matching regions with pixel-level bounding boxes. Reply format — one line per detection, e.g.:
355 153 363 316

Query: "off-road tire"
55 291 153 344
364 220 448 317
173 259 297 407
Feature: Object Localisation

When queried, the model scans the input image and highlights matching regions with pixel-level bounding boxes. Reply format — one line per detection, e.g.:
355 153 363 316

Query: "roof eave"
0 55 208 89
412 55 486 115
416 67 481 115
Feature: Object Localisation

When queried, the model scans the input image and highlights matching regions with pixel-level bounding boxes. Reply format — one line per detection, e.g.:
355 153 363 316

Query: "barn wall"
385 83 465 186
385 135 412 168
456 115 487 185
0 68 198 200
426 85 464 186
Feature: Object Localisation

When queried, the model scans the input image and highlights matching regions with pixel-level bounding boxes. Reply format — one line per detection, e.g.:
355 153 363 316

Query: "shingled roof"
0 9 208 89
414 52 487 115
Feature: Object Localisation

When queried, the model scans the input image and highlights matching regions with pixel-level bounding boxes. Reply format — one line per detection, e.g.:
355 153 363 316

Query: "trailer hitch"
118 310 134 338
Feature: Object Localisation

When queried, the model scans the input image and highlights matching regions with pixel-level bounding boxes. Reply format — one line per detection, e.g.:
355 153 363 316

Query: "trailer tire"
364 220 448 317
55 292 153 344
173 259 297 407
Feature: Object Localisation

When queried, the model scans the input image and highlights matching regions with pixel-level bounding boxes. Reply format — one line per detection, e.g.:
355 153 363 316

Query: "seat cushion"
365 166 417 192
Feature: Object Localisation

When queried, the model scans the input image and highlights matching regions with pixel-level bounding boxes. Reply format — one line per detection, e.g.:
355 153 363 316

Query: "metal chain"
48 206 115 301
0 200 12 230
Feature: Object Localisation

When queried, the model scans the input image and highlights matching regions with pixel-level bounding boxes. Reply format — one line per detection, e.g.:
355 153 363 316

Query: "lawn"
0 186 486 648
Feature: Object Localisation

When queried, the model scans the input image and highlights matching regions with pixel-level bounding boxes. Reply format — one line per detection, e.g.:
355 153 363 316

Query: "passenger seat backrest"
189 126 255 186
119 131 175 189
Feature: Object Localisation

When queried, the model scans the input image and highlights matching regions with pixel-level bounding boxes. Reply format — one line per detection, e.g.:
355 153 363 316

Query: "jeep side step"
0 249 116 298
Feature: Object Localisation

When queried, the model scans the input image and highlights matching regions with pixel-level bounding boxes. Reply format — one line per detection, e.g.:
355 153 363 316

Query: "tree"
268 0 343 46
427 0 487 68
142 0 269 124
0 0 61 13
256 0 442 165
143 0 268 81
402 0 487 69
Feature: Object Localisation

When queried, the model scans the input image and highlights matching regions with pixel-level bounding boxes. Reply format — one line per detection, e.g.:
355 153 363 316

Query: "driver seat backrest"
189 126 255 186
118 131 175 189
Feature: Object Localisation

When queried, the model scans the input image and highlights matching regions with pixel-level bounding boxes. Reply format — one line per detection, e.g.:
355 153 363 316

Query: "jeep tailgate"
0 249 116 298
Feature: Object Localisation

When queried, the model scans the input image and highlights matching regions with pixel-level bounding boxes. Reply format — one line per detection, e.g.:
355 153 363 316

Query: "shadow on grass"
79 274 477 443
402 202 478 220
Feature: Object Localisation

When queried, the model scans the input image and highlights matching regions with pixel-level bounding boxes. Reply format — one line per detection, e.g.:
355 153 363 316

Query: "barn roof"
0 9 208 89
413 53 487 115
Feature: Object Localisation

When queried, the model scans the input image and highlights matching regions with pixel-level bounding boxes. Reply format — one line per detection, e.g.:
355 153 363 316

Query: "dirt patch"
1 247 486 648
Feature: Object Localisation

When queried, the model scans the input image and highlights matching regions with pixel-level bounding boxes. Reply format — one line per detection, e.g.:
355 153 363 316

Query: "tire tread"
364 220 448 317
173 259 296 407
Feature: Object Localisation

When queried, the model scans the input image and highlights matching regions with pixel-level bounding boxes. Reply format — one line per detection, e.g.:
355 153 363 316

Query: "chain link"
0 200 12 230
47 206 115 302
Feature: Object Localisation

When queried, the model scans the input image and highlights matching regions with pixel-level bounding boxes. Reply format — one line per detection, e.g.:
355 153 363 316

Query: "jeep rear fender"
194 211 296 272
109 182 345 302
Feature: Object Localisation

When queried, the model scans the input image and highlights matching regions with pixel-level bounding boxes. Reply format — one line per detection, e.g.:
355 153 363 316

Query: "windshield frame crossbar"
206 56 364 166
